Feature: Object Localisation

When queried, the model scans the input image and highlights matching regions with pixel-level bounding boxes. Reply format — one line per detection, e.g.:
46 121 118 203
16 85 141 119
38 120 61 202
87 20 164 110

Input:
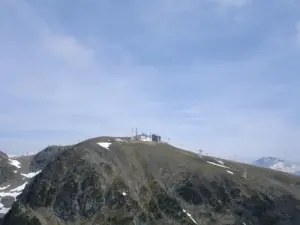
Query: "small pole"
198 150 203 158
242 168 247 179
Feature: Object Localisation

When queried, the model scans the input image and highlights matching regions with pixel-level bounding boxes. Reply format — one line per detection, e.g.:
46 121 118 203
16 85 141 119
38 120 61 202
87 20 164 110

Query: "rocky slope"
29 145 71 172
0 151 38 217
0 145 67 219
2 137 300 225
0 151 20 184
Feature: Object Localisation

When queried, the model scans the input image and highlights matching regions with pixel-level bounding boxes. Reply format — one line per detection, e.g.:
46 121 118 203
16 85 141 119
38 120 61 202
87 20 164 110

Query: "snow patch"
226 170 234 175
21 170 41 178
13 170 17 173
0 207 10 214
0 185 10 191
182 209 197 224
122 192 127 196
206 161 230 169
10 182 27 192
0 199 9 214
0 182 27 199
0 192 21 198
8 159 21 168
217 160 224 165
97 142 111 150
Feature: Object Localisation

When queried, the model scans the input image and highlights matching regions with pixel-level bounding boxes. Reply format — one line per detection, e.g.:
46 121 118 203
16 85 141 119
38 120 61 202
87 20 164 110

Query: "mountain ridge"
2 137 300 225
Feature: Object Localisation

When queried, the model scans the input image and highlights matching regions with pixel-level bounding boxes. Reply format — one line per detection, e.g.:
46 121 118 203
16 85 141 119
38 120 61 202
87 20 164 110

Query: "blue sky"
1 0 300 162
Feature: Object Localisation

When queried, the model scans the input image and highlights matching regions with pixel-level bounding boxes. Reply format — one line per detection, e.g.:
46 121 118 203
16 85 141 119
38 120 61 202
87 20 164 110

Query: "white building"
136 133 152 142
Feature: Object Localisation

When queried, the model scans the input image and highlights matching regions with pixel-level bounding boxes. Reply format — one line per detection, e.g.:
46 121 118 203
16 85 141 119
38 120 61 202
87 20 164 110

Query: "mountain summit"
2 137 300 225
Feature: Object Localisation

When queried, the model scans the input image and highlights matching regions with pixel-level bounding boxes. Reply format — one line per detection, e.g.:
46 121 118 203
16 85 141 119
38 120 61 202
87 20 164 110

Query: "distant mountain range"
253 157 300 175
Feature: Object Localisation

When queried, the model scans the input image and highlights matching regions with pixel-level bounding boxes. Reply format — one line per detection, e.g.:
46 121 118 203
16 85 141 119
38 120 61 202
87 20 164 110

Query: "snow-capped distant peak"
253 157 300 175
270 162 297 173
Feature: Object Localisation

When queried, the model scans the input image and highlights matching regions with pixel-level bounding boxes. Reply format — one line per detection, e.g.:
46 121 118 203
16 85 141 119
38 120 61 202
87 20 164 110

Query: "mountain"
1 137 300 225
253 157 300 175
0 151 39 218
0 145 68 219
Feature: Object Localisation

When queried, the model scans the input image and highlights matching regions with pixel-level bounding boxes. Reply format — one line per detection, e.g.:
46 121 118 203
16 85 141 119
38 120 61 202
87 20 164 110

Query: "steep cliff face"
2 138 300 225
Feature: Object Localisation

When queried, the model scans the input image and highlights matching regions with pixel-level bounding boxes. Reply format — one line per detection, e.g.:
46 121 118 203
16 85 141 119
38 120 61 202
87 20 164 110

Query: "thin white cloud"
209 0 250 9
138 0 251 42
296 21 300 44
138 0 200 38
42 31 96 68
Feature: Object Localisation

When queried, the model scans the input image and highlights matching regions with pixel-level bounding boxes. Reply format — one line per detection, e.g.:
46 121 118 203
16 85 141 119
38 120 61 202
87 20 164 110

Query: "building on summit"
132 128 161 143
151 134 161 142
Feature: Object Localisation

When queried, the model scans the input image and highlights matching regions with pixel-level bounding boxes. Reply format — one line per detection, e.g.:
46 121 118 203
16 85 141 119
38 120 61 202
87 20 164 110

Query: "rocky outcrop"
2 138 300 225
29 145 71 172
0 154 20 185
0 153 39 219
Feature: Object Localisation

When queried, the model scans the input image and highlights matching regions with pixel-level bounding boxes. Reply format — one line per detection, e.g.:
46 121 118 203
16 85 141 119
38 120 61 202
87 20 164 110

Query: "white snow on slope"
0 182 28 199
206 161 230 169
0 185 10 191
0 202 9 215
226 170 234 175
0 192 20 198
8 159 21 168
21 170 41 178
217 160 224 165
0 207 10 214
122 192 127 196
10 182 27 192
182 209 197 224
97 142 111 150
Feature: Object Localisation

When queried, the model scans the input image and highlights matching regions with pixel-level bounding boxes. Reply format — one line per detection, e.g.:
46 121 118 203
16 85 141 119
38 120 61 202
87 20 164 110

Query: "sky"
1 0 300 162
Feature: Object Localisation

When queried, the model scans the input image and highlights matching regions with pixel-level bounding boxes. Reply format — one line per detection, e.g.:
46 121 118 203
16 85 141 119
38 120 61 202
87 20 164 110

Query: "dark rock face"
2 139 300 225
29 145 71 172
0 147 59 219
0 154 19 184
